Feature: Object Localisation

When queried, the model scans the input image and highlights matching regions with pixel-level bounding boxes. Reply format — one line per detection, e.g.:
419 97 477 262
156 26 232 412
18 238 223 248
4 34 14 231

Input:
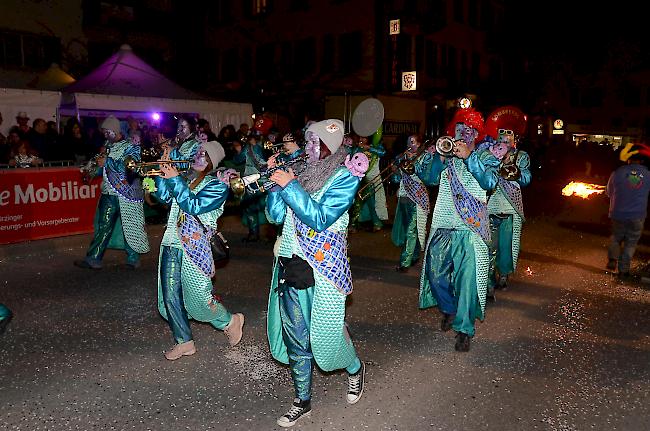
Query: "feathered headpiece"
620 142 650 162
484 106 527 139
445 107 485 136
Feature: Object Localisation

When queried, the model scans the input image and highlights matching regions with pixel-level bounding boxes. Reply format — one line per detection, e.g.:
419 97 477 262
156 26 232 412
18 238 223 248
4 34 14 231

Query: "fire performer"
265 119 369 427
148 141 244 360
415 107 500 352
391 135 430 272
480 106 532 293
606 143 650 278
74 115 150 270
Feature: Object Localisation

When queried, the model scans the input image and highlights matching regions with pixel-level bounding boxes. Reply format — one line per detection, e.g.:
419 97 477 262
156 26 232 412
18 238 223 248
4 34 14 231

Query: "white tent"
60 45 252 130
0 88 61 136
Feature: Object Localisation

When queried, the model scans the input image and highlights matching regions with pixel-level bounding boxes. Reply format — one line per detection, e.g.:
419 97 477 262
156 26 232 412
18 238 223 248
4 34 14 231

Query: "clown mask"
102 128 117 142
192 144 210 172
305 131 321 163
454 123 478 147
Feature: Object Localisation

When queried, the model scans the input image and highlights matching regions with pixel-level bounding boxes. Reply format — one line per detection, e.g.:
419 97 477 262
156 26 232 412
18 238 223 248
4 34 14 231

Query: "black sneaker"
496 275 508 290
455 332 471 352
606 259 617 271
395 265 409 273
486 287 496 303
73 259 102 270
440 313 454 332
346 361 366 404
0 314 12 335
277 398 311 428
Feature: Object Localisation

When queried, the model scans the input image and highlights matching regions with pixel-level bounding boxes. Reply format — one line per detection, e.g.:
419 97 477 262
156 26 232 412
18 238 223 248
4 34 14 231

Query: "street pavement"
1 199 649 431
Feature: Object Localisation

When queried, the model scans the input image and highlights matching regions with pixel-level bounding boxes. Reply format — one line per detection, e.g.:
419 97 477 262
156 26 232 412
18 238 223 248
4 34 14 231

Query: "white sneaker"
224 313 245 346
346 361 366 404
277 398 311 427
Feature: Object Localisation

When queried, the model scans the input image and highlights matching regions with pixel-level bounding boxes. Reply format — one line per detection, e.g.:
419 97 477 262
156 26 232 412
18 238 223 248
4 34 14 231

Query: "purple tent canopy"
63 44 204 100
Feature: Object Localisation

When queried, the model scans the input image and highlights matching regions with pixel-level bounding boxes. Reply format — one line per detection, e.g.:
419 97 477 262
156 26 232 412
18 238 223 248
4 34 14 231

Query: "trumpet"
124 156 191 177
263 140 284 152
499 150 521 181
80 150 107 184
230 153 308 196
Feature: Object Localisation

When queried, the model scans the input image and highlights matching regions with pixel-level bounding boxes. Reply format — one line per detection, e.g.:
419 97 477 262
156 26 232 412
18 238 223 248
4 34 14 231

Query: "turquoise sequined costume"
391 170 430 269
416 150 499 337
152 175 233 344
233 143 268 240
83 139 150 267
266 165 363 402
488 151 532 286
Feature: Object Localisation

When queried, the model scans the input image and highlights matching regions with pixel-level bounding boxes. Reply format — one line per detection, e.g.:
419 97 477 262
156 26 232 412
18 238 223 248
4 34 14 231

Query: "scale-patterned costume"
391 171 430 268
86 139 149 266
488 150 531 281
153 175 232 344
416 150 499 337
266 166 362 401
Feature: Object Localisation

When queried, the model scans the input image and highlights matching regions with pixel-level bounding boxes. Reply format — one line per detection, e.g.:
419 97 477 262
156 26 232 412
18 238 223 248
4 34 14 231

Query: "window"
460 49 468 87
397 34 411 71
207 0 231 26
248 0 273 17
423 0 447 32
290 0 309 11
322 34 335 73
0 30 60 69
468 0 478 27
221 47 238 82
256 43 276 79
470 52 480 85
296 38 316 79
488 57 501 82
281 41 293 79
415 35 424 71
241 47 252 81
447 46 457 85
454 0 464 23
425 40 438 78
339 31 362 73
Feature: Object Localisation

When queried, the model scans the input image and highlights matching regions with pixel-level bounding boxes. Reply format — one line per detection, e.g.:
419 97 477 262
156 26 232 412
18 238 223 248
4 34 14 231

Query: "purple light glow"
152 112 161 121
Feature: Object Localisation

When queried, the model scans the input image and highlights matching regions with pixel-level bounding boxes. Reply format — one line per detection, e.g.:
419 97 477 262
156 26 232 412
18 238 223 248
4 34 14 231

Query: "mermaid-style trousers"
160 246 232 344
278 268 361 402
86 194 139 266
489 214 515 287
425 228 481 336
396 199 421 267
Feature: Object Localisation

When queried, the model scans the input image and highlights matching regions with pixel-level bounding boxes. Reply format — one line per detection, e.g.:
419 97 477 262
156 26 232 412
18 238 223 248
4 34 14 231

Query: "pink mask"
192 145 210 171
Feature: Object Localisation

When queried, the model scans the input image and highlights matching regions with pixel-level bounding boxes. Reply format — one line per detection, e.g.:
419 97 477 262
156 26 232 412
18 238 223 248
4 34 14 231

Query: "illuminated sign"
459 97 472 109
402 71 416 91
389 19 400 35
554 119 564 129
552 129 565 135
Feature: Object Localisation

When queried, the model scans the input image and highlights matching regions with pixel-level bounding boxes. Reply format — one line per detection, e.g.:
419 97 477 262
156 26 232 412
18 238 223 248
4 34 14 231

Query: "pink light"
151 112 161 121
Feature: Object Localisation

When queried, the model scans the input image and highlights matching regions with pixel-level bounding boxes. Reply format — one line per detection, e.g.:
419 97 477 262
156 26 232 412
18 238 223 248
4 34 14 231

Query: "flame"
526 266 533 276
561 181 606 199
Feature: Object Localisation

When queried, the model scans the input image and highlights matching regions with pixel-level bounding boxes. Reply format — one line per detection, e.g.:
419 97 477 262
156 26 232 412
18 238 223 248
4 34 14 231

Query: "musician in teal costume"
149 141 244 361
74 115 150 270
233 117 270 242
416 107 500 352
167 117 202 163
0 303 12 334
391 135 430 272
265 119 370 428
351 130 388 232
480 107 532 293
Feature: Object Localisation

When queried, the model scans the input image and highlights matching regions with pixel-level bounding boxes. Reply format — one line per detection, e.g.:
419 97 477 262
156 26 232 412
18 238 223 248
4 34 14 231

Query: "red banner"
0 167 102 244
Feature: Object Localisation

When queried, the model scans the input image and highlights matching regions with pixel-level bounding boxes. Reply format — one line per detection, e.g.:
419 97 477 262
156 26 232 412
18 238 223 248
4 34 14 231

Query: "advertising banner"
0 167 101 244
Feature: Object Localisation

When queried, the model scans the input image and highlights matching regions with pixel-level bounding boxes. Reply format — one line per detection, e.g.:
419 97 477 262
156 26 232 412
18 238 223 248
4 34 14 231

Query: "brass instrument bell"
498 150 521 181
435 136 456 157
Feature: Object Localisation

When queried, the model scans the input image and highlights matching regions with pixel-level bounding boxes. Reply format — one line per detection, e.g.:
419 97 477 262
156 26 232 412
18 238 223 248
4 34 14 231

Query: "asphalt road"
1 199 649 431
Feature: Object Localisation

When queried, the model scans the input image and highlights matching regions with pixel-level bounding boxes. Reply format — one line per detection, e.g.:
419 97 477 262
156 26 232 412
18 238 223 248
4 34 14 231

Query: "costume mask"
305 131 321 163
102 128 117 142
192 144 210 172
454 123 478 147
177 119 191 141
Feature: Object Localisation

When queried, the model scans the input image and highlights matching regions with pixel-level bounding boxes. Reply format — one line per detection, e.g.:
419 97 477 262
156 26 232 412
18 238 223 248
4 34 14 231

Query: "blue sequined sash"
498 177 525 221
177 212 215 278
104 166 144 203
292 214 353 296
403 174 430 213
447 161 491 245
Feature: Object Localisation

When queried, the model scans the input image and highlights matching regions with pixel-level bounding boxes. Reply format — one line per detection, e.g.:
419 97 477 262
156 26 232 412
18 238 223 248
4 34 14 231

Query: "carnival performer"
0 303 12 334
266 119 369 427
167 117 202 162
480 107 532 294
147 141 244 360
276 132 305 163
391 135 430 272
350 131 389 232
74 115 150 270
415 107 500 352
233 116 271 242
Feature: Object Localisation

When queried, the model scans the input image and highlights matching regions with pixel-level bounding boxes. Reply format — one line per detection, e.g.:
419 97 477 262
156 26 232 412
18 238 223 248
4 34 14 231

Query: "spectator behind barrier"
8 140 43 168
